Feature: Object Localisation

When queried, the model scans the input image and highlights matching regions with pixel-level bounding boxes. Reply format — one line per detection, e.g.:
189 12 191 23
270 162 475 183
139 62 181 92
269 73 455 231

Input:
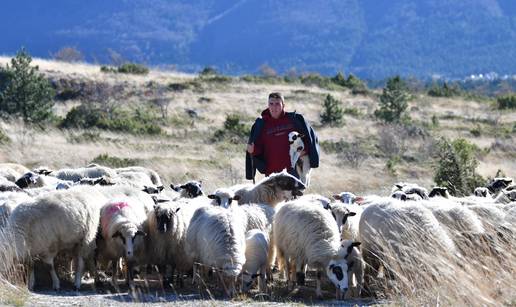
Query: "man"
246 92 319 181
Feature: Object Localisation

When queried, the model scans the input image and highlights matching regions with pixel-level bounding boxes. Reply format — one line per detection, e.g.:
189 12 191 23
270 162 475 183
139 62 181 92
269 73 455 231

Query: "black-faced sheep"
170 180 204 198
273 201 351 298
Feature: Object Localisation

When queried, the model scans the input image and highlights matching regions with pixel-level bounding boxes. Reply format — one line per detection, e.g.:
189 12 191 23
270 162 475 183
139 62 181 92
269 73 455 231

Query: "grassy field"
0 57 515 306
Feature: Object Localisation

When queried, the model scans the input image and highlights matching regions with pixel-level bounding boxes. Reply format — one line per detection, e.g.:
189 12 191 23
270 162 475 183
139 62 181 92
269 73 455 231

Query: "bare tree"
54 46 84 63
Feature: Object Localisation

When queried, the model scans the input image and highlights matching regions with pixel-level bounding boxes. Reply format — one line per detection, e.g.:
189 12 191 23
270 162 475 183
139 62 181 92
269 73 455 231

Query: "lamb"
185 205 247 297
115 166 164 189
273 200 351 298
329 202 361 241
241 229 269 292
96 196 148 288
7 185 107 290
235 170 305 207
358 198 457 285
335 240 364 299
288 131 311 187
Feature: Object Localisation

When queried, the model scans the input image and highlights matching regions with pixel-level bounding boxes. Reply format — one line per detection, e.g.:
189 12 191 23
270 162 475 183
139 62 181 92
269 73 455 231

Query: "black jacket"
245 111 320 180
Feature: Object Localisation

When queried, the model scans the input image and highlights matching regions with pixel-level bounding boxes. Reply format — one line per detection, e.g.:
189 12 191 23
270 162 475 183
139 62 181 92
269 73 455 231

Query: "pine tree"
0 48 55 123
320 94 344 126
374 76 410 123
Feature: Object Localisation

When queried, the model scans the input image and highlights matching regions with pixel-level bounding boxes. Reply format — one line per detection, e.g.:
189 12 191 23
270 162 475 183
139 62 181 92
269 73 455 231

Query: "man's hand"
247 143 254 154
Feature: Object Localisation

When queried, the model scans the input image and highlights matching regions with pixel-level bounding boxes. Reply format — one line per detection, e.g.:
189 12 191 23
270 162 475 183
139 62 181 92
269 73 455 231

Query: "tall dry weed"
363 212 515 306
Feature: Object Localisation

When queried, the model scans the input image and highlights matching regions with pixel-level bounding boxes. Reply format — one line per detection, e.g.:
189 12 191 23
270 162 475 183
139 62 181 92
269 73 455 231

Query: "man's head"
268 92 284 119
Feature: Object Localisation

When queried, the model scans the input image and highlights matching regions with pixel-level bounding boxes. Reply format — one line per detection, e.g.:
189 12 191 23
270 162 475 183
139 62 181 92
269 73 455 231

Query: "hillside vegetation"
0 54 515 196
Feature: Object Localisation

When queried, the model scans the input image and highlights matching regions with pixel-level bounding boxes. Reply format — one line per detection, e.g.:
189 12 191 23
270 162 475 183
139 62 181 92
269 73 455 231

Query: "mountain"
1 0 516 79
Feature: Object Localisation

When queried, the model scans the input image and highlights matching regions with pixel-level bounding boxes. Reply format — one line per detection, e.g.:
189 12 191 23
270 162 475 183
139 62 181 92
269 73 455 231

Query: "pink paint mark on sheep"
101 202 130 239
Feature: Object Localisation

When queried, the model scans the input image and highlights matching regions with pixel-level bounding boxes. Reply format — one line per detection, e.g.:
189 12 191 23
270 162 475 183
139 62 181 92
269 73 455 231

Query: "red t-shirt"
253 109 308 176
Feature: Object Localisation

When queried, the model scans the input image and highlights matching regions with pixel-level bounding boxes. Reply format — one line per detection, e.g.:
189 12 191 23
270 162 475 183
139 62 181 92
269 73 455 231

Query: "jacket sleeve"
245 118 266 180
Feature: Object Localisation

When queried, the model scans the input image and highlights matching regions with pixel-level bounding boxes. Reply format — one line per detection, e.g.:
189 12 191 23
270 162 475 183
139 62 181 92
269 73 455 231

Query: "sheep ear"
207 194 216 199
175 207 180 213
326 204 332 210
395 184 403 190
136 230 146 237
157 186 164 192
233 195 241 201
348 211 357 216
352 241 361 248
355 196 364 204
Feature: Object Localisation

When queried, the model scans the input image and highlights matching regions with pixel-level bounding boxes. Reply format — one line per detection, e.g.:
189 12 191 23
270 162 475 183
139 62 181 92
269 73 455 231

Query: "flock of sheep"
0 161 515 301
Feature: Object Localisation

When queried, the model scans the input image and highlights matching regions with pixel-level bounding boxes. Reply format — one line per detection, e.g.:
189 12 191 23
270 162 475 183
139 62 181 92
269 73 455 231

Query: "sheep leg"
111 260 120 292
217 272 231 297
74 256 84 291
315 270 322 299
258 265 267 293
28 265 35 291
295 261 305 286
42 255 60 291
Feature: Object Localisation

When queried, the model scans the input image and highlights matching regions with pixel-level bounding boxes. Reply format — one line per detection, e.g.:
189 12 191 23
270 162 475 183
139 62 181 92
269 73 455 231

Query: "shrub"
200 66 218 76
212 114 250 143
0 48 55 123
100 66 117 73
496 94 516 109
320 94 344 126
90 154 141 168
470 125 482 137
343 107 362 117
331 72 368 94
427 82 460 97
60 104 162 135
433 137 485 196
337 141 368 168
117 63 149 75
374 76 411 123
66 131 101 143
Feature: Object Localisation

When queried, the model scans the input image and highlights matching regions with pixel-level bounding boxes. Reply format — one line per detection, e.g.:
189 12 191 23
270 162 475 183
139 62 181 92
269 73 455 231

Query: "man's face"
268 98 284 119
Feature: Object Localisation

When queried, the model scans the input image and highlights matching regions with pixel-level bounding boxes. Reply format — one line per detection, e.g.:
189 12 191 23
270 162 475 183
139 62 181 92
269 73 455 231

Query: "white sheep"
391 182 429 200
7 185 107 290
358 198 457 285
147 197 209 287
0 191 33 228
14 171 74 190
96 196 148 288
0 163 30 181
273 200 351 299
241 229 269 293
185 205 246 297
235 170 306 207
115 166 163 188
50 166 117 183
208 187 241 208
288 131 311 187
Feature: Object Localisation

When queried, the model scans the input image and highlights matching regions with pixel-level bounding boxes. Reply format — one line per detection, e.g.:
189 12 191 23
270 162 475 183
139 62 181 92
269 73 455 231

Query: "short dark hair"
268 92 284 102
